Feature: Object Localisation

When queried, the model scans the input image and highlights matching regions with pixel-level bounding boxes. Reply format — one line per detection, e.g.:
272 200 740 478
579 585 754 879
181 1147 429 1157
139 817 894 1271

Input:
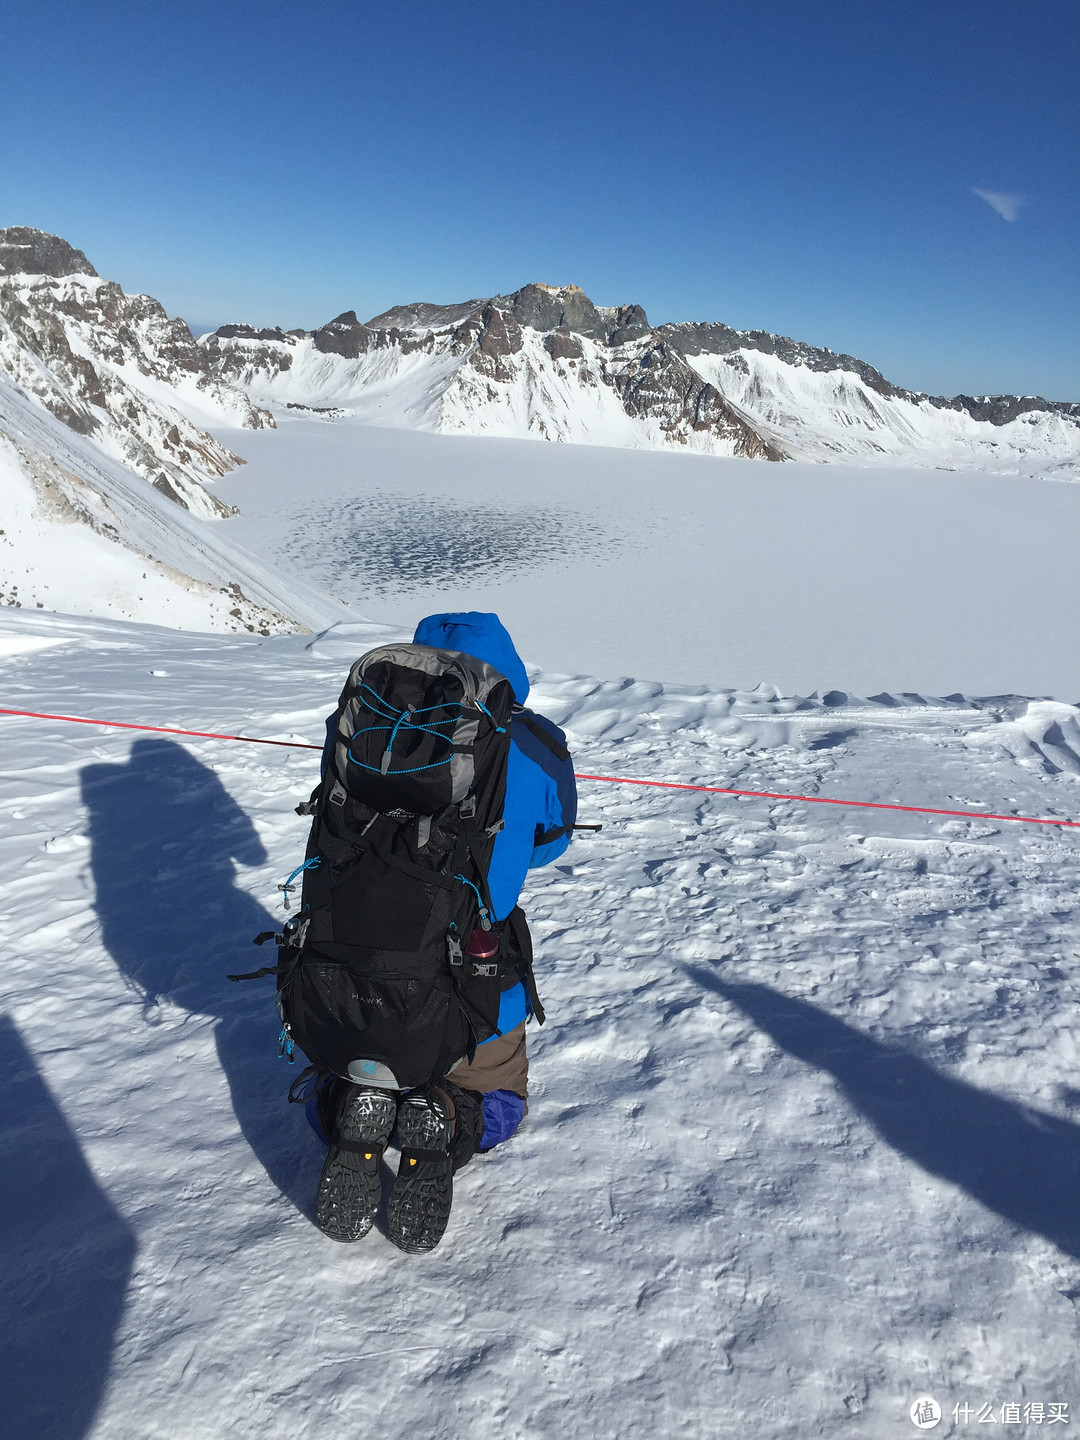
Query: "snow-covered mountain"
201 287 782 461
3 228 1075 483
204 282 1080 477
0 227 273 519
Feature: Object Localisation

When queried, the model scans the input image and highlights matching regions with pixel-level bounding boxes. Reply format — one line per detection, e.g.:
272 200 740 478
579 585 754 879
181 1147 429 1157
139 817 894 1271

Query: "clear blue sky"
2 0 1076 398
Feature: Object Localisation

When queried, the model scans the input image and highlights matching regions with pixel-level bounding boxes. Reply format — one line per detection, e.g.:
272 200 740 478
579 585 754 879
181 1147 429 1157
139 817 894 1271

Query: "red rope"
573 772 1080 828
0 707 323 750
2 705 1076 828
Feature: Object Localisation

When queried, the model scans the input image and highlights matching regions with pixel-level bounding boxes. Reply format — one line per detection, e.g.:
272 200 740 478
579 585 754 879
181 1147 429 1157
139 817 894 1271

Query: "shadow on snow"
80 737 315 1216
687 968 1080 1260
0 1013 137 1440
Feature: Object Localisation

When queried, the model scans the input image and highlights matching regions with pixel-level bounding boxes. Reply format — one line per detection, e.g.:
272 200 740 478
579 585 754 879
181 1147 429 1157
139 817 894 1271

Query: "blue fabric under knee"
480 1089 526 1148
305 1091 329 1145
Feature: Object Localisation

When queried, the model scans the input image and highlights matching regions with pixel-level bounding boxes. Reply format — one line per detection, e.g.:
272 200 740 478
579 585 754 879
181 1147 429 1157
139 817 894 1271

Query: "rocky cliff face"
0 227 274 518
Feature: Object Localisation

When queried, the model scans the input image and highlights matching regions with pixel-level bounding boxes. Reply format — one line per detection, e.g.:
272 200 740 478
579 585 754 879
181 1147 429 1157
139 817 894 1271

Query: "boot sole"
387 1093 453 1254
316 1087 398 1242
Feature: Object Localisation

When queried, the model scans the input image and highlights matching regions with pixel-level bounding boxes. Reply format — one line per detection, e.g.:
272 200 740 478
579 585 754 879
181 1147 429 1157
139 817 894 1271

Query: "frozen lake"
213 418 1080 700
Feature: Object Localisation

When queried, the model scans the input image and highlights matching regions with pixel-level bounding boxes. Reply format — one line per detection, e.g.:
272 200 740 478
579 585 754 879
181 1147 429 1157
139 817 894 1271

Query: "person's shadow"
687 968 1080 1259
1 1013 137 1440
81 738 315 1215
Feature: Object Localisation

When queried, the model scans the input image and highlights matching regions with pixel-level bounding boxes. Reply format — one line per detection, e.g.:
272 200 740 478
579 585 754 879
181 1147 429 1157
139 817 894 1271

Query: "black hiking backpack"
243 642 541 1089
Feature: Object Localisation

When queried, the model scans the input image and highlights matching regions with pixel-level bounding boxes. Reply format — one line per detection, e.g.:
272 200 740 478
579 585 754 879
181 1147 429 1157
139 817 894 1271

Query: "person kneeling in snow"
273 612 576 1254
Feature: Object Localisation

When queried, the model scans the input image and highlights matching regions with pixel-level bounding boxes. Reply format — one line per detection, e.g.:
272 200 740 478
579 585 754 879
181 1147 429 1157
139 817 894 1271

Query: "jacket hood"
413 611 529 703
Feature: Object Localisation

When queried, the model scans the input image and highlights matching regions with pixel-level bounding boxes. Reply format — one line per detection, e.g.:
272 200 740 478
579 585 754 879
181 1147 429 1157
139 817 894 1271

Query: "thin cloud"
972 188 1025 222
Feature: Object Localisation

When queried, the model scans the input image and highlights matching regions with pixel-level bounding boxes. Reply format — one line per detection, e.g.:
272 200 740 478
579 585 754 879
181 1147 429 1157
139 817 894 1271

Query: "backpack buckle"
447 931 463 968
469 962 499 978
460 795 477 818
282 915 310 950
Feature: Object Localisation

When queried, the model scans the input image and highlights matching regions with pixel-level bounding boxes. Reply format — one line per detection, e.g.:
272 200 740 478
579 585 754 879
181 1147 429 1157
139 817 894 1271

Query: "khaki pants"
447 1021 528 1103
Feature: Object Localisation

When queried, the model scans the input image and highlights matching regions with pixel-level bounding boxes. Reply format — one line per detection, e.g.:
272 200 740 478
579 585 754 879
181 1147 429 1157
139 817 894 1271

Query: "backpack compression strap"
514 713 570 763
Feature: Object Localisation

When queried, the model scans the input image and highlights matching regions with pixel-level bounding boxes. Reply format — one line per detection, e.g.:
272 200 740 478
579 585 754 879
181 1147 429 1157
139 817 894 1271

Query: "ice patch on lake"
284 489 623 597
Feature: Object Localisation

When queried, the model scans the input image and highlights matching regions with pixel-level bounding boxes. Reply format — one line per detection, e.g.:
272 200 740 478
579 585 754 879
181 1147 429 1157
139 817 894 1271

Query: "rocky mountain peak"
487 283 653 347
313 310 373 359
197 271 1078 475
0 226 99 278
492 283 607 341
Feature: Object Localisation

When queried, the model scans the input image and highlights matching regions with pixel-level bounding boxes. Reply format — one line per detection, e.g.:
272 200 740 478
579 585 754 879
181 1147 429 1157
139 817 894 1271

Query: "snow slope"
684 348 1080 480
3 606 1080 1438
0 230 274 518
0 371 348 634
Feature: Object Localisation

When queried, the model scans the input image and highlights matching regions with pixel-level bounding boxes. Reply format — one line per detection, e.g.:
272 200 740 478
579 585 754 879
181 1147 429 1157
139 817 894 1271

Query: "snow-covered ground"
212 416 1080 702
4 606 1080 1439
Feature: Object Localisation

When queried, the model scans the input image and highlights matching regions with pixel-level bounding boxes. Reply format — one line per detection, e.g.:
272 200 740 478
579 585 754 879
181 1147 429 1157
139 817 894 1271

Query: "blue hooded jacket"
411 612 577 923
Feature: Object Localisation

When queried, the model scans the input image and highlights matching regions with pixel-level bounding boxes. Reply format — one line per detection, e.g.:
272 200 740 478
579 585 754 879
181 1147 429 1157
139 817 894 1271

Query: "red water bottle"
465 928 499 961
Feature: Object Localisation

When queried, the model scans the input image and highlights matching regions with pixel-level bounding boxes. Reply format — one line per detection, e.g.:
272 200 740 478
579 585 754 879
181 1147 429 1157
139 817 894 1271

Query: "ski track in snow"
3 609 1080 1439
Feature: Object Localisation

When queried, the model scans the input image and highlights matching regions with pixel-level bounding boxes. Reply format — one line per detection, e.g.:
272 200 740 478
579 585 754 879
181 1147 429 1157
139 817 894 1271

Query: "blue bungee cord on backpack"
347 681 505 777
278 856 321 910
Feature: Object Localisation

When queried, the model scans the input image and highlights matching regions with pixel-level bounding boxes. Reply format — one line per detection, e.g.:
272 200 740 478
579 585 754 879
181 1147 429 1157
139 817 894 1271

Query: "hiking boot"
316 1084 398 1242
387 1086 455 1254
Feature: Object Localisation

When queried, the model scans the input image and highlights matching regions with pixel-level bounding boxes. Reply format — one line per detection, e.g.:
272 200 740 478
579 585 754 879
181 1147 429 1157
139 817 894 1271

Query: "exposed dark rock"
203 329 295 376
450 311 484 356
153 473 185 506
544 329 584 361
928 393 1077 425
365 299 486 332
606 304 651 346
610 342 784 460
491 283 610 341
461 306 524 381
213 323 291 341
477 305 523 361
0 226 98 278
312 310 373 359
